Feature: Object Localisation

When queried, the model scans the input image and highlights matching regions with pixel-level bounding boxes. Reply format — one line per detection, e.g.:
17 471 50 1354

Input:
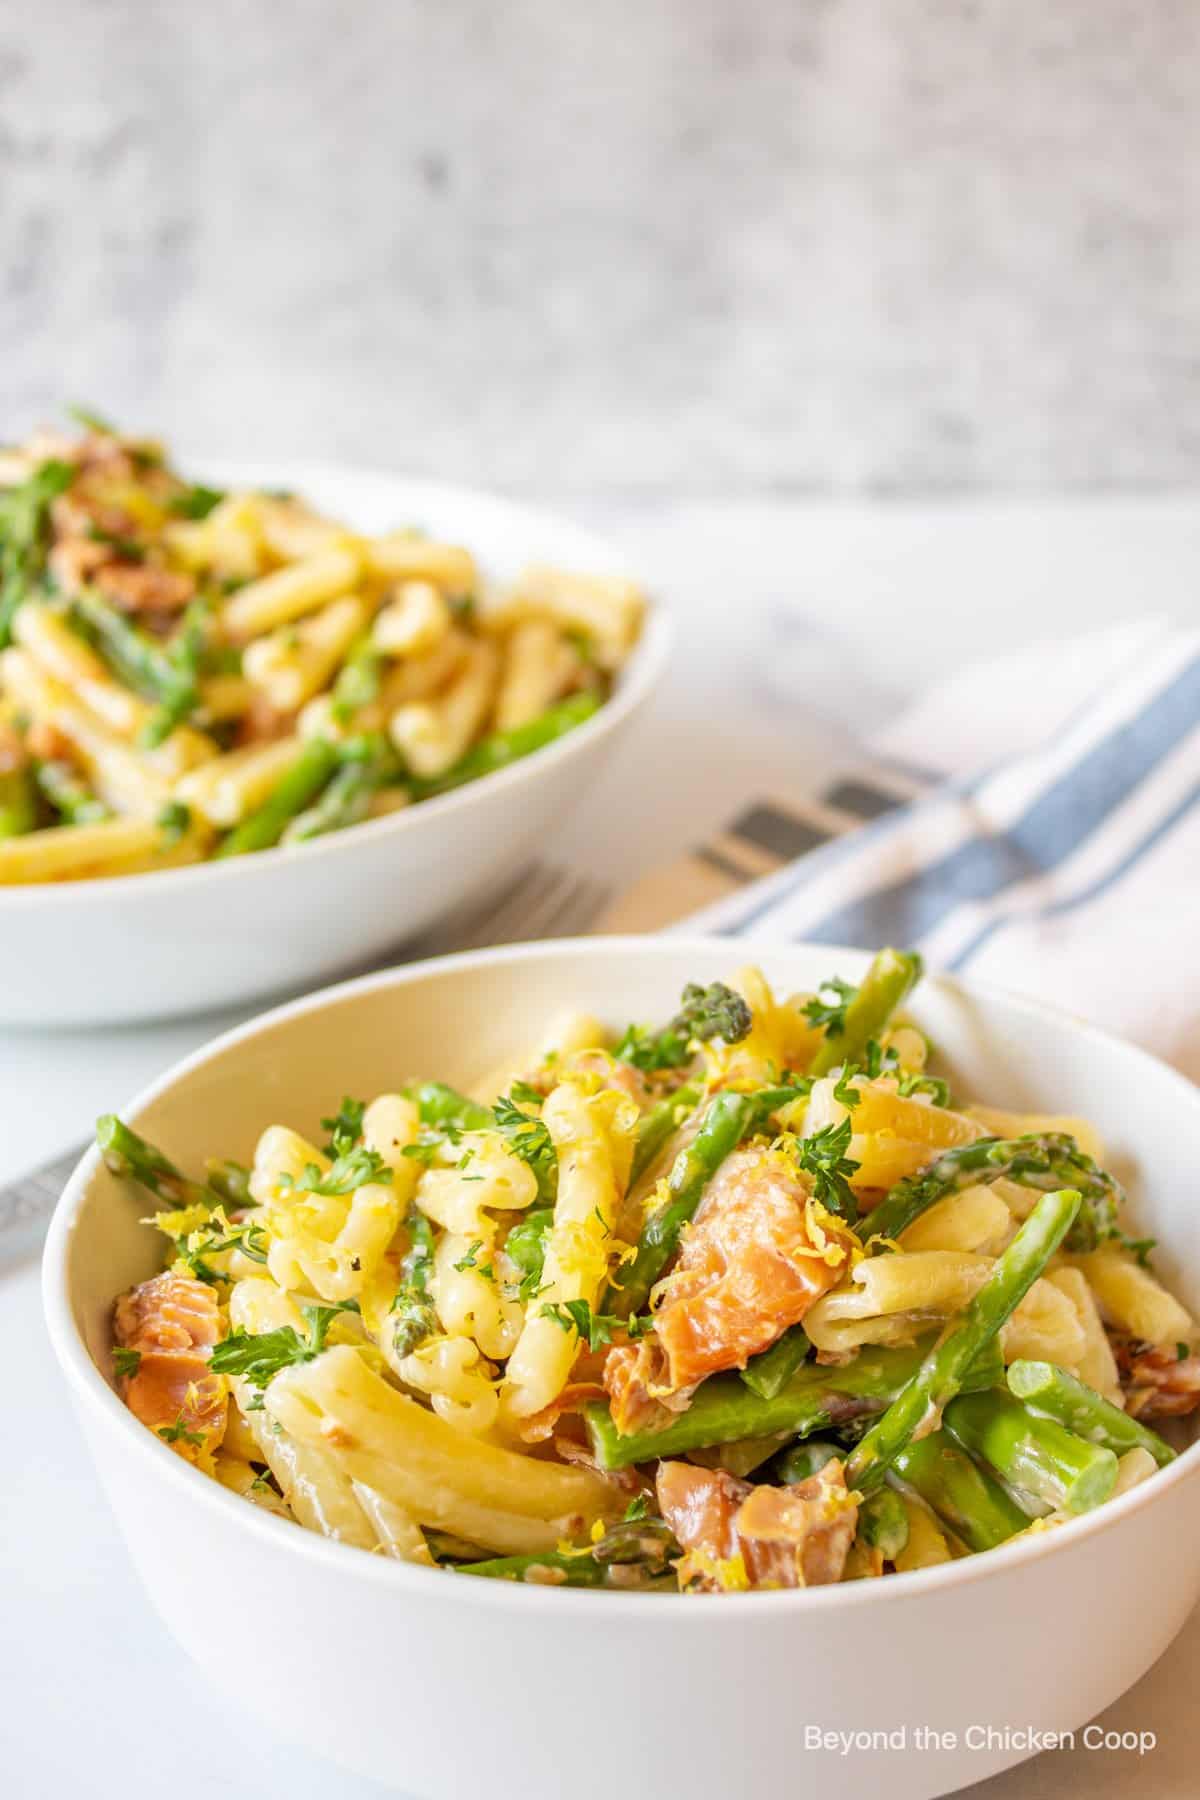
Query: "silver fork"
0 862 613 1270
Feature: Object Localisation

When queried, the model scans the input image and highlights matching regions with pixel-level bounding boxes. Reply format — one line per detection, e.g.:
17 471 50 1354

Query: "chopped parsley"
832 1039 949 1110
539 1299 654 1352
320 1095 367 1158
452 1239 495 1280
792 1117 860 1223
157 1413 204 1447
493 1093 557 1198
209 1301 356 1389
1177 1342 1191 1362
802 975 857 1039
281 1144 389 1196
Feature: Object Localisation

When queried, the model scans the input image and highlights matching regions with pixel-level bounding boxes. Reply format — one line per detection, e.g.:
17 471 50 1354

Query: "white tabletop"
4 496 1198 1798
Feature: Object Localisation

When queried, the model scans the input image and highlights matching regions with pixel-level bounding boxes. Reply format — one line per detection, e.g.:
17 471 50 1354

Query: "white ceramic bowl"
43 939 1200 1800
0 466 668 1027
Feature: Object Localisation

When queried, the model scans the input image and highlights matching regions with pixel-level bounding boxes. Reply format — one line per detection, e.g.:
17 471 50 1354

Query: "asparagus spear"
216 737 340 856
33 758 110 825
0 764 36 838
607 1091 756 1318
96 1115 220 1211
740 1325 810 1401
890 1430 1029 1552
410 691 601 799
808 948 923 1076
330 634 384 724
628 1081 702 1185
858 1486 910 1560
456 1550 615 1587
1007 1359 1175 1469
944 1388 1119 1514
204 1158 254 1211
456 1514 676 1587
73 588 191 713
503 1206 554 1295
845 1188 1082 1495
138 598 211 747
282 732 406 843
282 761 377 843
583 1335 1004 1471
388 1205 438 1358
406 1080 494 1133
0 459 74 647
774 1439 841 1484
861 1133 1120 1249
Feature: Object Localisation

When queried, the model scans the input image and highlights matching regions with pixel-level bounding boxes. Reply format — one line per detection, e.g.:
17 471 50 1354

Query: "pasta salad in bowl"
44 940 1200 1799
0 426 665 1023
96 948 1198 1589
0 415 645 878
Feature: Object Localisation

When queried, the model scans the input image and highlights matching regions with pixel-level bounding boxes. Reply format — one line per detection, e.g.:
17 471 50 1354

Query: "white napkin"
686 619 1200 1081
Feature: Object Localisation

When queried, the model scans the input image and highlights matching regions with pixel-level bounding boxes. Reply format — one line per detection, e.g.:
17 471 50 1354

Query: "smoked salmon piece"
113 1271 228 1462
605 1145 853 1431
657 1459 858 1590
1114 1336 1200 1419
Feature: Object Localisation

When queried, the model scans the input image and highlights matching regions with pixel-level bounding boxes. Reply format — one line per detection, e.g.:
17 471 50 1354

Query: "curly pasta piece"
414 1130 537 1238
502 1079 638 1420
398 1335 499 1435
432 1233 524 1361
263 1099 421 1301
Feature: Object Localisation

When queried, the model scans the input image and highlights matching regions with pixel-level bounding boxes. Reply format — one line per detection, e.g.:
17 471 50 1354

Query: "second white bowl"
0 467 667 1026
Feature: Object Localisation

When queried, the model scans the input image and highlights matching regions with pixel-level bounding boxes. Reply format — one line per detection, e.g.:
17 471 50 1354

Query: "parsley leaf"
802 976 857 1039
209 1301 356 1390
112 1346 141 1379
157 1412 204 1447
282 1144 388 1196
539 1299 654 1352
320 1096 367 1158
792 1118 861 1223
493 1094 557 1199
453 1239 484 1272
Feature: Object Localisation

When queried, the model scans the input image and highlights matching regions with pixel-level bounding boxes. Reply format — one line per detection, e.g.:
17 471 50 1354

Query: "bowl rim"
0 464 670 907
42 933 1200 1619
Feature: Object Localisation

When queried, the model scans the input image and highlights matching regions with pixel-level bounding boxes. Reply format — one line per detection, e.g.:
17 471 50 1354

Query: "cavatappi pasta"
0 416 646 881
102 949 1198 1593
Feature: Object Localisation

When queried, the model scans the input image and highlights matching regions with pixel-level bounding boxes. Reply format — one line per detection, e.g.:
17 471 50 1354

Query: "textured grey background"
3 0 1199 496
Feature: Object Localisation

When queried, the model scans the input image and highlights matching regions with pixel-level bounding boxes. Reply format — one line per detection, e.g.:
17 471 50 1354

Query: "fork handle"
0 1143 90 1272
